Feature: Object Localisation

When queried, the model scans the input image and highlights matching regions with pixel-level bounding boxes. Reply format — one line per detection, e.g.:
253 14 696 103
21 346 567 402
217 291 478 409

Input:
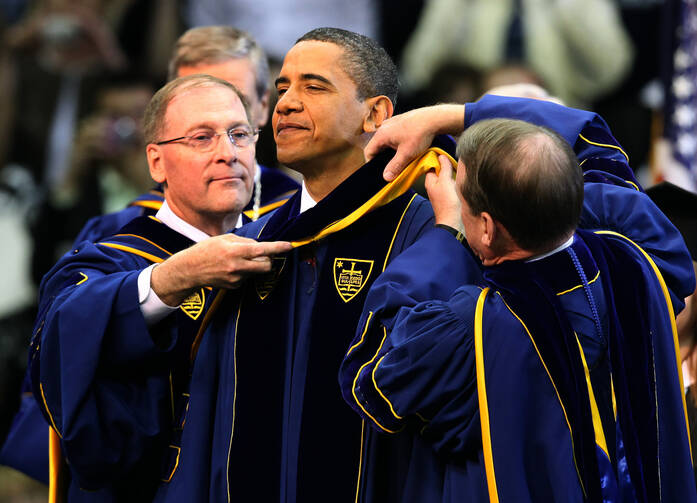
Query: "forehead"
279 41 354 87
177 59 258 100
164 84 247 129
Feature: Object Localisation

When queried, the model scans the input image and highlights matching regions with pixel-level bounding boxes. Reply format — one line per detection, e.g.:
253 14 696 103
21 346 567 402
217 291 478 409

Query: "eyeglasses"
155 127 260 152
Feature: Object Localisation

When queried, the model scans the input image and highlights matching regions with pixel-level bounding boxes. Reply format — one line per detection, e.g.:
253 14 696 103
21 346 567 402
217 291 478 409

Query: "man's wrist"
150 258 193 307
431 104 466 135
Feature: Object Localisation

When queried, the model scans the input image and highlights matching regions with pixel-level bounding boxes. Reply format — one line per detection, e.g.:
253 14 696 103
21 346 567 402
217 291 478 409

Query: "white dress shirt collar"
526 235 575 262
155 200 242 242
300 181 318 214
155 200 211 243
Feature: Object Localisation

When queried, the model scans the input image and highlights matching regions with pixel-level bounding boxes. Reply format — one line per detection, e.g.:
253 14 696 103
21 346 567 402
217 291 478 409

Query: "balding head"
456 118 583 254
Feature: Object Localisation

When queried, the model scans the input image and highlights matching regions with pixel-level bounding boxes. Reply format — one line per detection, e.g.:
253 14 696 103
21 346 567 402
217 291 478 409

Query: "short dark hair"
296 27 398 105
143 74 251 145
456 118 583 253
168 26 270 100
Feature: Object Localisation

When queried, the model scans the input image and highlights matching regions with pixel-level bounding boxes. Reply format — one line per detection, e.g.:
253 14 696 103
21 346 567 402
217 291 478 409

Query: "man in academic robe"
148 27 479 503
0 26 301 486
341 96 697 501
28 74 290 502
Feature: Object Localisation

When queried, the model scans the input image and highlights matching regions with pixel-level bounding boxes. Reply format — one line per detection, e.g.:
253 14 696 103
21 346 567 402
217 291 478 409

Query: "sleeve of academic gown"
465 94 638 189
29 241 179 490
340 226 482 444
466 95 695 305
580 182 695 313
342 281 483 459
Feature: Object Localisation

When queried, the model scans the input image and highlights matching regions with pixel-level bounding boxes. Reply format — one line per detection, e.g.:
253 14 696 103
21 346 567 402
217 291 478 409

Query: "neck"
487 233 575 266
482 248 532 266
296 148 366 202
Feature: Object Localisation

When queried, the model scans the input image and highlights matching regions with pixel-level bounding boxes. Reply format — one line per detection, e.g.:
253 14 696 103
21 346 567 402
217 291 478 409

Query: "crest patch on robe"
333 258 374 302
181 289 205 320
256 257 287 300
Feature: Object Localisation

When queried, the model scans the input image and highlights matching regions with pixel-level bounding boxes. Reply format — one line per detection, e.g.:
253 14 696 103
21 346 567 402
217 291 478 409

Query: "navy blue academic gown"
150 142 468 503
341 97 697 501
0 188 162 484
1 166 297 484
27 216 219 502
73 188 165 245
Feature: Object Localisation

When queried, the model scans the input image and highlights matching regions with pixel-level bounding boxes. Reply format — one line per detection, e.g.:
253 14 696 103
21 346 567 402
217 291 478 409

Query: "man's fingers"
221 233 258 244
248 240 292 257
231 241 292 261
438 154 454 181
364 132 390 162
424 169 438 194
244 256 272 269
383 151 412 182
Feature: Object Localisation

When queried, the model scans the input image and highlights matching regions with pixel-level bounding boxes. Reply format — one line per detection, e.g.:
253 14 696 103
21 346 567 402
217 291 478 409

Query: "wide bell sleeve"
341 286 483 459
29 242 179 490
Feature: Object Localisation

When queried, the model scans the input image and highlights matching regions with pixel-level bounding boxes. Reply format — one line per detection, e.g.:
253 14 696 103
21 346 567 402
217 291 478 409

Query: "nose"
213 132 238 163
275 88 302 116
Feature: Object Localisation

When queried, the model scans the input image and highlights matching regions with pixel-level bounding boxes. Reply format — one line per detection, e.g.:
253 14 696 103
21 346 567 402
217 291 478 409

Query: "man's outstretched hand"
364 104 465 182
151 234 292 307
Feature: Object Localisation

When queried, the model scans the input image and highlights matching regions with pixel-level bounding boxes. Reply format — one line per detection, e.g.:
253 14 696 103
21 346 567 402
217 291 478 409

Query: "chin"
276 154 306 171
276 146 298 163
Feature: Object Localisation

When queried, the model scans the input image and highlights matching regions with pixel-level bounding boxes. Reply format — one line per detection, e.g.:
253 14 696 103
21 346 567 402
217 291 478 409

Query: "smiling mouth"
276 124 308 135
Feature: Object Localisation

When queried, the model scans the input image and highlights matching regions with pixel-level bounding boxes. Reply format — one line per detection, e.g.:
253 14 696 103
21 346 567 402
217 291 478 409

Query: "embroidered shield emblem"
181 289 205 320
256 257 287 300
333 258 374 303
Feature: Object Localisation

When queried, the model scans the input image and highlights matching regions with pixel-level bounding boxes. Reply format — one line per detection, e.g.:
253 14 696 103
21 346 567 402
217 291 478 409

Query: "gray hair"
143 74 250 145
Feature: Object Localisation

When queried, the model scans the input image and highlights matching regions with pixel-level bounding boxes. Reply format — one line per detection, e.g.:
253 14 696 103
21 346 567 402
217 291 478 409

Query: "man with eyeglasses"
171 26 299 221
143 28 468 503
72 25 299 245
26 74 291 502
1 26 301 492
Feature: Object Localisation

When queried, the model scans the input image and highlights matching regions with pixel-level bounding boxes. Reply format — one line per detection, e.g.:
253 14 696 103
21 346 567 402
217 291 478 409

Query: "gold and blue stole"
223 137 456 501
126 187 165 212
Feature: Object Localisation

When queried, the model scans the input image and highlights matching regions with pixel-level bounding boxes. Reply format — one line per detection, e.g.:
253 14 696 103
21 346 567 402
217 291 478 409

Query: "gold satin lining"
290 148 455 248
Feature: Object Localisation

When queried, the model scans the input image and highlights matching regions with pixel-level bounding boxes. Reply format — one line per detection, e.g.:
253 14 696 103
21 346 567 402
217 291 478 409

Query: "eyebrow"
274 73 334 88
186 121 251 133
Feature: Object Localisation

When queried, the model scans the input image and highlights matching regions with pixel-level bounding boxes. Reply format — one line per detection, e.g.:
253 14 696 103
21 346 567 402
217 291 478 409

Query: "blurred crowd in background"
0 0 695 500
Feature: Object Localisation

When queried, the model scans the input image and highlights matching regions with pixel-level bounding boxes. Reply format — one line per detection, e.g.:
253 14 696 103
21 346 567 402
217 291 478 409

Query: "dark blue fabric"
244 164 300 211
151 137 457 503
340 97 696 502
483 242 603 502
0 189 167 483
26 217 217 501
73 187 164 245
0 374 50 483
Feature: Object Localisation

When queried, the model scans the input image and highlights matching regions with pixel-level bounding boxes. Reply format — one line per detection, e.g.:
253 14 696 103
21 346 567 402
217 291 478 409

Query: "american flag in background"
657 0 697 192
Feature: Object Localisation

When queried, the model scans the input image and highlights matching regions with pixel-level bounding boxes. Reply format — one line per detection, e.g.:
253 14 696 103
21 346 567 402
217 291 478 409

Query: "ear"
255 89 271 128
147 144 166 184
480 211 497 249
362 96 394 133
